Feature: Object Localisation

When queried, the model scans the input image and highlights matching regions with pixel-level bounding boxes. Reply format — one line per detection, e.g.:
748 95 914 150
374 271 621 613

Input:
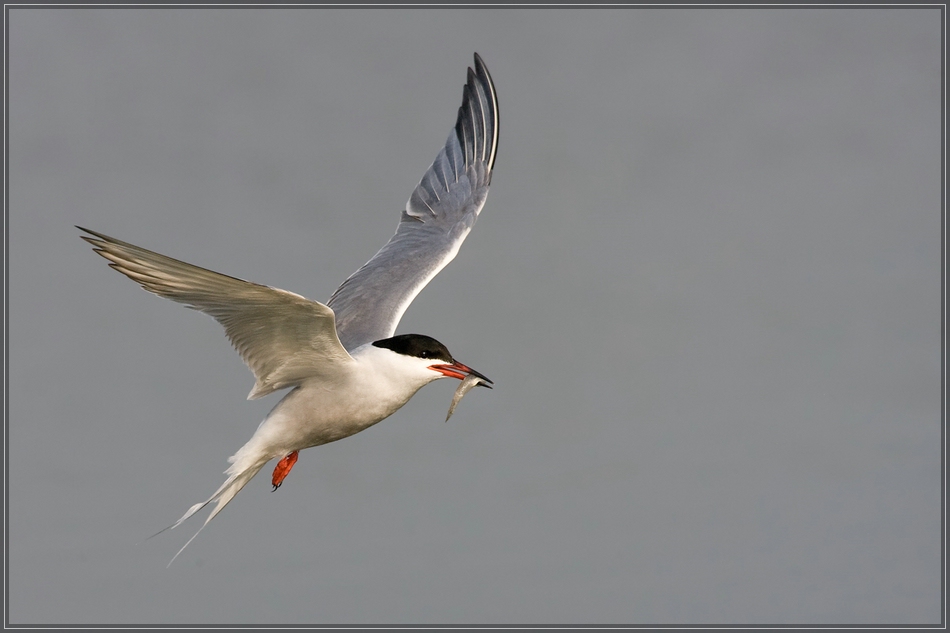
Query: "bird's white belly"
252 372 419 457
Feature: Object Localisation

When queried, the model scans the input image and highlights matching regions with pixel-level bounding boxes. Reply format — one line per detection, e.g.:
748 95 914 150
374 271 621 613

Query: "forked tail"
150 450 269 567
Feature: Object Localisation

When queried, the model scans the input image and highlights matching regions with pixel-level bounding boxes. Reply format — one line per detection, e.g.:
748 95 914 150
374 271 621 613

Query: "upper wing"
78 227 352 399
327 53 499 351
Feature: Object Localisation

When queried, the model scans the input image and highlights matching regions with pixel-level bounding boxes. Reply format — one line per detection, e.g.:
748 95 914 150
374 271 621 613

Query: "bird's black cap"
372 333 454 362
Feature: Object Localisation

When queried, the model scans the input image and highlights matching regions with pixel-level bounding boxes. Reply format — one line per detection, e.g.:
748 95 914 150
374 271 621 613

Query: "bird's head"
371 333 493 386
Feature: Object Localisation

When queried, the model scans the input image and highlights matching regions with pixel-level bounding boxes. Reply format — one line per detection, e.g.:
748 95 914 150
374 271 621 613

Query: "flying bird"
79 53 498 564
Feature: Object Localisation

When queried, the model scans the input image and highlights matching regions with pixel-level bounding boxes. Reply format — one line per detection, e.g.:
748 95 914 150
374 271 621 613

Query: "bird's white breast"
247 343 439 457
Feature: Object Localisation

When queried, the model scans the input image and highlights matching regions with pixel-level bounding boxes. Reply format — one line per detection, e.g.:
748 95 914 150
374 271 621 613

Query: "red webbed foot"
271 451 299 491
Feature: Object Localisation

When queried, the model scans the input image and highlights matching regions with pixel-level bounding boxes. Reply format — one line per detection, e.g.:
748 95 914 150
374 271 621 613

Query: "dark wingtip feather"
77 226 100 246
470 53 498 171
451 53 499 174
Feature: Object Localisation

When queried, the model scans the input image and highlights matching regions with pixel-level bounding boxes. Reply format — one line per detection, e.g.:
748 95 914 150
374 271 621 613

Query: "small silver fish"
445 373 492 421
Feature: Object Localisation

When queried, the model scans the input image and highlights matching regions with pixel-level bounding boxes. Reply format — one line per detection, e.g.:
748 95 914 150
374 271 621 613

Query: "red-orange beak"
429 361 493 386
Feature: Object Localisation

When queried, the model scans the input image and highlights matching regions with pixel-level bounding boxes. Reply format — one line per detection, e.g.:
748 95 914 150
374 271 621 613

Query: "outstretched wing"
327 53 499 351
79 227 352 399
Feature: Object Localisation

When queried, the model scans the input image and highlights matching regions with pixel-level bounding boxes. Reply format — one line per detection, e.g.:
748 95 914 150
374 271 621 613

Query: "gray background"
8 7 942 626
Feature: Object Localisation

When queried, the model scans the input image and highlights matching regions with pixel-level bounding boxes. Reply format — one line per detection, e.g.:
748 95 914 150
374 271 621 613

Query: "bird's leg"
271 451 299 491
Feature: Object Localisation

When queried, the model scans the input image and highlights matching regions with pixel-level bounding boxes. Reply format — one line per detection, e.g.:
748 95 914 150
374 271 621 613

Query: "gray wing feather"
328 53 498 351
79 227 352 399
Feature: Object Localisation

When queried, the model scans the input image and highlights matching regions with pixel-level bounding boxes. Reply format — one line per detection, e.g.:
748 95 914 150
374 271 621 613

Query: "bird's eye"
421 351 431 358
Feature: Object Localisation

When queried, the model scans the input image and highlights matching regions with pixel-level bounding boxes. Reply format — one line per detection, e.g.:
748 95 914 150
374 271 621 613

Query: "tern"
79 53 498 564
